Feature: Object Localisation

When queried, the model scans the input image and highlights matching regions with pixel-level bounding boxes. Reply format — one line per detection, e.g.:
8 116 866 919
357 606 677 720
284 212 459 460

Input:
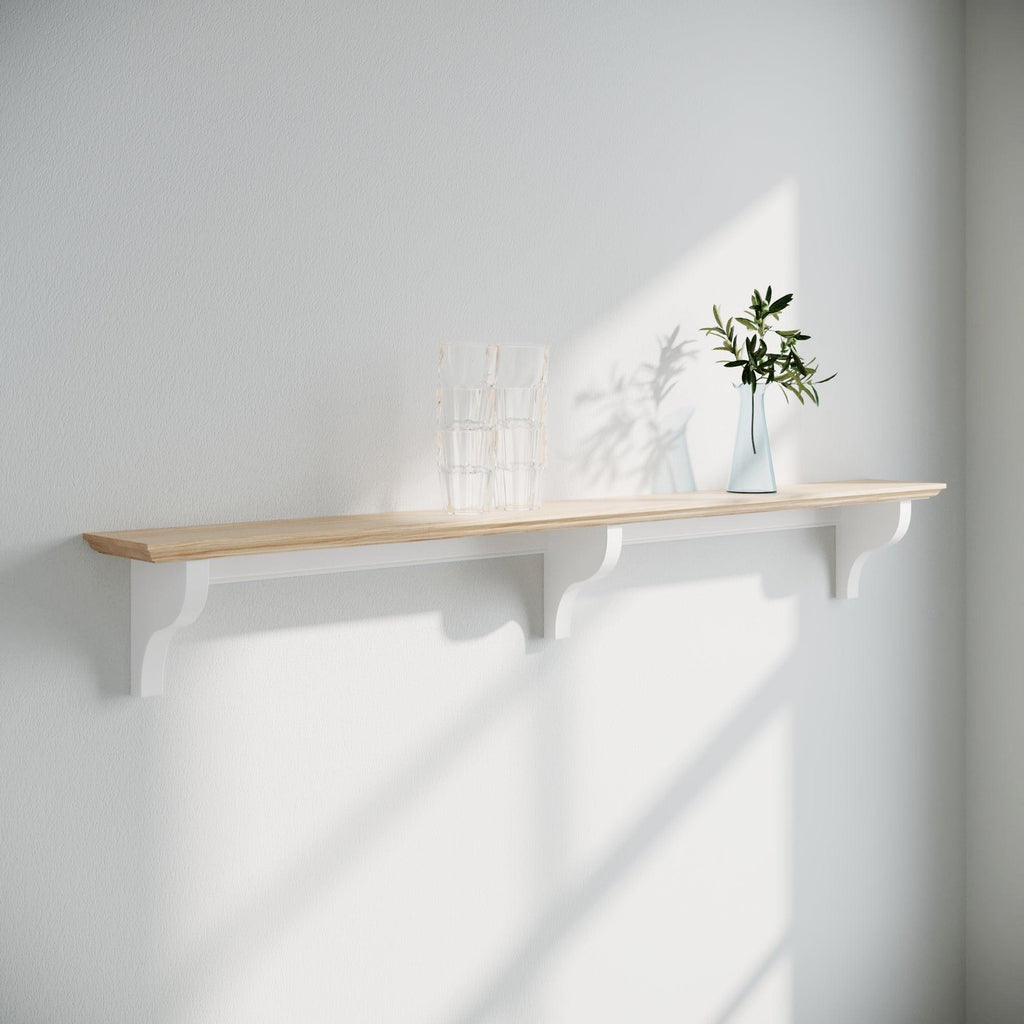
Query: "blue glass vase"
728 384 776 493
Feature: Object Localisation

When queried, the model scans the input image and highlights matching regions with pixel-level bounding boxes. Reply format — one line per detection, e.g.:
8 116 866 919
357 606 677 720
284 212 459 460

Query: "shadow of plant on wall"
574 327 699 493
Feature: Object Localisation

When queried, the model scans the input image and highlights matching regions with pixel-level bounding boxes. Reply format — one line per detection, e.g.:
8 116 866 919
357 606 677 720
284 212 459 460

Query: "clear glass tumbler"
493 345 549 510
437 344 497 513
437 427 495 513
437 386 495 430
439 343 497 388
496 386 547 428
494 345 549 388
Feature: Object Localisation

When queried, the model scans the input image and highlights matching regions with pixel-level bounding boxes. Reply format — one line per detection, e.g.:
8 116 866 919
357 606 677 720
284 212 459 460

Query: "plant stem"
750 382 757 454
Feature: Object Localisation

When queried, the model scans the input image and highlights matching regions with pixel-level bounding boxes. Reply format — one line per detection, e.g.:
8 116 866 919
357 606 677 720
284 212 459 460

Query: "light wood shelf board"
84 479 945 563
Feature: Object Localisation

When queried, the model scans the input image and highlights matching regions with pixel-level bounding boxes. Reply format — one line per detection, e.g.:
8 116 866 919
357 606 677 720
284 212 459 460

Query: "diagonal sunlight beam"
707 930 792 1024
555 178 800 497
155 664 541 1021
440 667 794 1024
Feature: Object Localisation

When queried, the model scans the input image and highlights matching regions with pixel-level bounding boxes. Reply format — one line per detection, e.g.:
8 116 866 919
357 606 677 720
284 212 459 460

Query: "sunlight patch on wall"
157 611 538 1022
565 574 798 869
543 706 794 1022
150 554 802 1021
551 179 802 497
505 572 799 1020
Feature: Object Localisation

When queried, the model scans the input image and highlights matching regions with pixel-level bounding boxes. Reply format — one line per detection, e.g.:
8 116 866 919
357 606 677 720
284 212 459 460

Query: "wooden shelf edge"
97 483 944 695
83 479 946 564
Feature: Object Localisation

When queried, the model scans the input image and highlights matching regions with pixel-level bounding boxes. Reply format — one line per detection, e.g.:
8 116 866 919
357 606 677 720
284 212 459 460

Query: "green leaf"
706 288 832 409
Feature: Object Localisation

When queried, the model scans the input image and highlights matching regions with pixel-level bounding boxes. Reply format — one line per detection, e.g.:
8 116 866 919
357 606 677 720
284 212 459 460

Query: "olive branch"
700 286 835 453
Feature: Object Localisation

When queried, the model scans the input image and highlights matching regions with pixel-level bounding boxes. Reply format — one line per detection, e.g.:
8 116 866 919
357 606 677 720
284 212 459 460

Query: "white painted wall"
966 2 1024 1021
1 3 965 1022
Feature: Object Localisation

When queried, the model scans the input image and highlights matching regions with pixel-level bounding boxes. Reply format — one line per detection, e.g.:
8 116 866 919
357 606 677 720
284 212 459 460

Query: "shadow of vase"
573 328 699 494
647 407 696 494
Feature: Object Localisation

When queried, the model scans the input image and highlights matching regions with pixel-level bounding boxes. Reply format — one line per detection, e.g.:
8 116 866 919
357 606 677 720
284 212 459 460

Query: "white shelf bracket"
131 560 211 697
834 500 912 599
543 525 623 639
100 487 939 694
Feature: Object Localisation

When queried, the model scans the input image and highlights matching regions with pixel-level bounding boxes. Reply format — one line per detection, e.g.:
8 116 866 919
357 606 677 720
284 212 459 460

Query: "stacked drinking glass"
493 345 549 511
437 343 497 514
436 343 549 514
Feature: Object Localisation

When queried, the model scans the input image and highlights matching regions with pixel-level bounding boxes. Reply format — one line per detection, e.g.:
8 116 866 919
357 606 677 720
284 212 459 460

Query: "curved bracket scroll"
543 526 623 639
131 560 211 697
835 500 911 599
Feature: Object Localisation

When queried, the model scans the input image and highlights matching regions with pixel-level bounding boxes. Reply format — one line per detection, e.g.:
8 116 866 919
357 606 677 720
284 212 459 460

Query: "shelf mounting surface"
83 480 945 697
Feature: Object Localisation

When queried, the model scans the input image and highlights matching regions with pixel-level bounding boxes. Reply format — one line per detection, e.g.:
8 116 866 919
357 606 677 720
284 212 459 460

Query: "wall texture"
966 2 1024 1021
1 2 965 1022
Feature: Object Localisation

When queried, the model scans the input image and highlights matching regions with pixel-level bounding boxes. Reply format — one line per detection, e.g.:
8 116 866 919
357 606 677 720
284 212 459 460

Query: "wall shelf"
84 480 945 697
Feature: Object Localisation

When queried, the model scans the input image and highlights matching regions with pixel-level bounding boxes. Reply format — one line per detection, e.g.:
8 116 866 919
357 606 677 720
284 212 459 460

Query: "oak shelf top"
83 480 945 564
